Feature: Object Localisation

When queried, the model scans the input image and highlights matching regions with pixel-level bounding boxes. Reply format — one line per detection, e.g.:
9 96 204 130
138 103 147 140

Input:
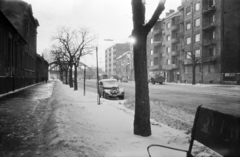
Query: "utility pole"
96 47 100 105
84 65 86 96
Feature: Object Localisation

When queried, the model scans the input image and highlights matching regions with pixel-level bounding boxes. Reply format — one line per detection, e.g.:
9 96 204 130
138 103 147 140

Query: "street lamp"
96 46 100 105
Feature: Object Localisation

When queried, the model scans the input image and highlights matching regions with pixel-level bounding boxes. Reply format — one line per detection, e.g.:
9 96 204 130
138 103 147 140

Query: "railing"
171 51 179 56
171 38 178 44
202 39 216 46
171 25 179 31
202 5 216 14
202 22 215 30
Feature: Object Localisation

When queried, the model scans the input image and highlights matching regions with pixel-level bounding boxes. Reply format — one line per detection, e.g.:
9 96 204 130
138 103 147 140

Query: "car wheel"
119 95 124 100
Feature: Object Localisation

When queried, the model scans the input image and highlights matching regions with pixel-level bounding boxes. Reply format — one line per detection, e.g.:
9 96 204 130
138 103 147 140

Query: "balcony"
179 18 184 24
154 29 163 35
171 64 179 69
202 5 216 15
202 22 215 31
154 40 162 46
184 59 192 65
171 51 179 56
178 32 184 37
171 38 178 44
202 56 217 62
162 65 172 70
202 39 216 46
149 65 159 71
171 25 179 31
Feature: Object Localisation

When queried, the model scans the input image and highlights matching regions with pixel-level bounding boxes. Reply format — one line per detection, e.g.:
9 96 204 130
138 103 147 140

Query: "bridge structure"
48 61 95 80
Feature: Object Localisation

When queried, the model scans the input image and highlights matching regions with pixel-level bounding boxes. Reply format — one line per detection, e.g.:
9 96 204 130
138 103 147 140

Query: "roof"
100 79 117 82
0 0 39 36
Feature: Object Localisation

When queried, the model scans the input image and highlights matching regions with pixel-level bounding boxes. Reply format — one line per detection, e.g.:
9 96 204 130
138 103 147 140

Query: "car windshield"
102 80 118 87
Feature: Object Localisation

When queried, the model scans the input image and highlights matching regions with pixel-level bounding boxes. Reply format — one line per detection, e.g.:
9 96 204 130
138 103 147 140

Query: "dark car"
98 79 124 99
121 76 128 83
100 74 108 80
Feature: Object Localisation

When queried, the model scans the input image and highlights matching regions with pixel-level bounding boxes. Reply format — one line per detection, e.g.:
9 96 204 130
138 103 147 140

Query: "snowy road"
78 79 240 131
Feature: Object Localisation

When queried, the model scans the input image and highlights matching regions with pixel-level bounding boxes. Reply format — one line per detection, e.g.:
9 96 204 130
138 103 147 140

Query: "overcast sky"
24 0 181 69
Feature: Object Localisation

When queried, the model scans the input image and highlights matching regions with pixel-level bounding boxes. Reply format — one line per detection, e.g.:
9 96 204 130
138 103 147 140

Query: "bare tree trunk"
133 30 151 136
65 69 68 84
74 63 78 90
192 63 196 85
69 65 73 88
131 0 165 137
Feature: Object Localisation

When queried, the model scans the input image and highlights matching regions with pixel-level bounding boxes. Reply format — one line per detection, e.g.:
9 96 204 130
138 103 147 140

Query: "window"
151 38 153 44
154 57 159 65
186 37 191 44
186 6 191 15
209 0 215 7
194 3 200 11
186 22 191 30
151 50 153 55
210 30 215 39
150 61 153 66
167 35 171 41
194 18 200 27
167 59 171 65
167 47 171 53
195 49 200 57
167 22 171 28
195 34 200 42
187 52 192 59
209 47 215 56
209 14 215 23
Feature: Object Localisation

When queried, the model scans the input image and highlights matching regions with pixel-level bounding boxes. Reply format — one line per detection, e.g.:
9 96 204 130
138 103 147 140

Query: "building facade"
115 51 131 79
147 0 240 84
105 43 130 77
0 0 48 95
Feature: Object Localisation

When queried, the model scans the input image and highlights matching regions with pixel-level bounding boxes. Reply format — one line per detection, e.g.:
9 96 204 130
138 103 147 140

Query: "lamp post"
96 46 100 105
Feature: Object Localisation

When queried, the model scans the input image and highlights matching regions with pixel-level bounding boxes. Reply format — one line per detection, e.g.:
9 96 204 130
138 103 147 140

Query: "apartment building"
147 0 240 84
115 51 131 78
105 43 130 77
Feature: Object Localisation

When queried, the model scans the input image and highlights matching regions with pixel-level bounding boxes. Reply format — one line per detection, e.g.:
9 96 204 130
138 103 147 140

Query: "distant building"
115 51 131 79
147 0 240 84
105 43 130 76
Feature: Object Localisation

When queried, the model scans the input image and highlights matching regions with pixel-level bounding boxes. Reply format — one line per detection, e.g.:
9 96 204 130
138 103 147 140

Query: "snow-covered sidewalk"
43 80 192 157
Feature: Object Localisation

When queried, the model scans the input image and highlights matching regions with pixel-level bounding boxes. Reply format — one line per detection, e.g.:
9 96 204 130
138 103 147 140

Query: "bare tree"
182 49 201 85
131 0 166 136
52 26 95 89
50 45 69 83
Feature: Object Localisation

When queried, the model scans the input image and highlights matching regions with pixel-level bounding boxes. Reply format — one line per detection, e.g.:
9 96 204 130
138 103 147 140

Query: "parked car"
121 76 128 83
149 75 165 84
110 75 120 81
99 74 108 80
98 79 124 99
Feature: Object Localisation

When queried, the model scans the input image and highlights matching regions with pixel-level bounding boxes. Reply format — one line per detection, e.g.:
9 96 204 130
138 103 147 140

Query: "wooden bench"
147 105 240 157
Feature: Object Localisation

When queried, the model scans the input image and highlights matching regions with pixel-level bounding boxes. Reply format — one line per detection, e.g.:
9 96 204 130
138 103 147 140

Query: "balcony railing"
162 65 172 70
171 51 179 56
171 38 178 44
202 5 216 14
202 56 217 62
171 25 179 31
154 40 162 45
203 22 215 30
202 39 216 46
184 59 192 65
149 65 159 71
171 64 179 69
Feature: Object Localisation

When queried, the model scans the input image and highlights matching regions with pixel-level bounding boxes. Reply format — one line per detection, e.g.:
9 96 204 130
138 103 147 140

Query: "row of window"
184 64 215 74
